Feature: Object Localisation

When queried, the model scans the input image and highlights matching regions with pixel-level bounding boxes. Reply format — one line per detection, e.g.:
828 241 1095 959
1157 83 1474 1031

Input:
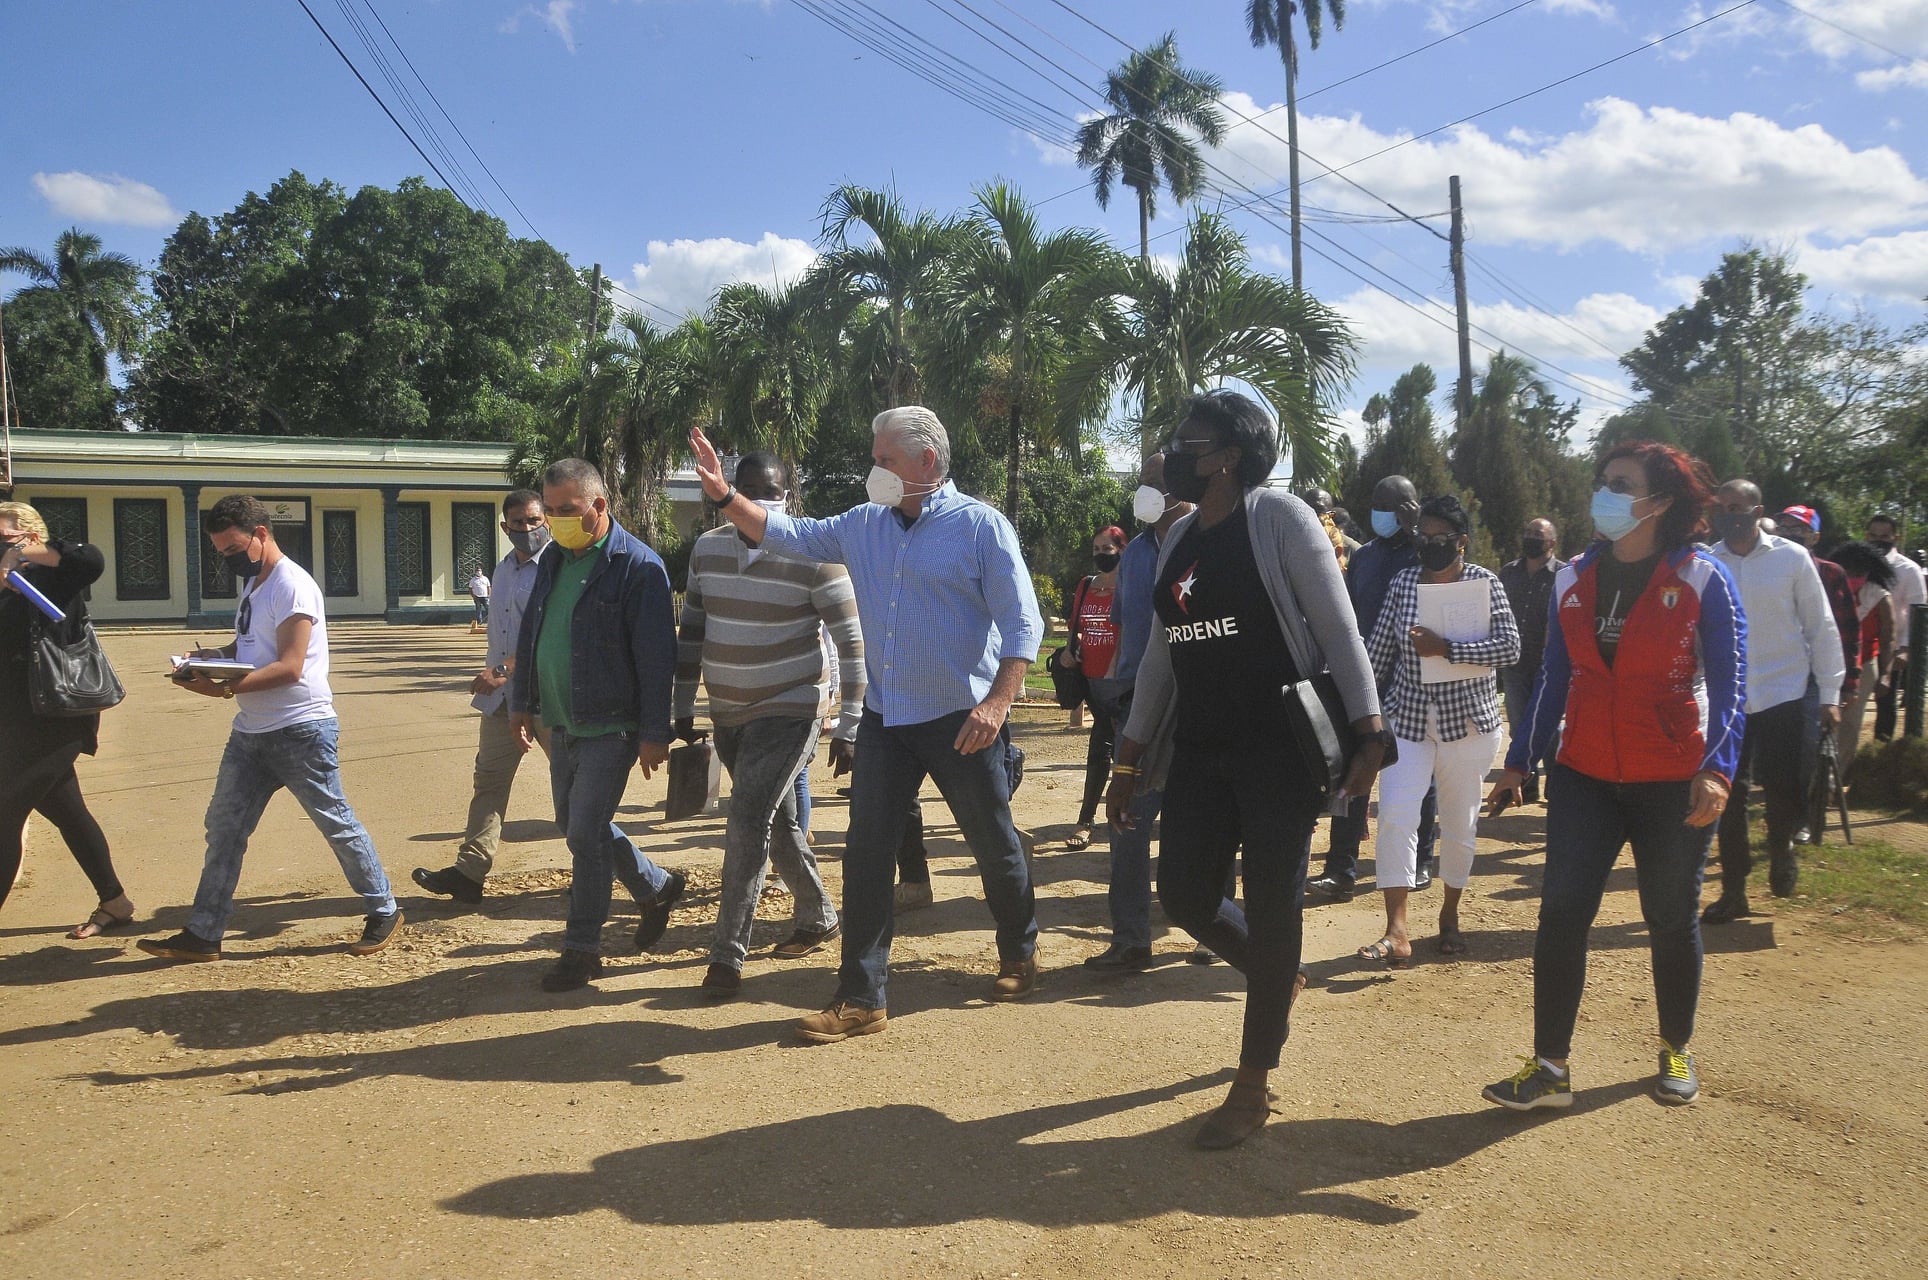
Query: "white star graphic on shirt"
1173 565 1197 614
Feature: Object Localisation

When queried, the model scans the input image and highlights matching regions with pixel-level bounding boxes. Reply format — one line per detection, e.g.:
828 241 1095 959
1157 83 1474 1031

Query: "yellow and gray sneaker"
1654 1044 1699 1105
1482 1057 1573 1111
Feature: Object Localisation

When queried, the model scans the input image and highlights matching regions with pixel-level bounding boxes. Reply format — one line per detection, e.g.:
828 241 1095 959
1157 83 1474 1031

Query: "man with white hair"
690 407 1045 1044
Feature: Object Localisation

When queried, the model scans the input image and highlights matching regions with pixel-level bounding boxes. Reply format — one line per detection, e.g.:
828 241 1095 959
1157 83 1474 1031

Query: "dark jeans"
837 708 1038 1009
1533 764 1710 1058
549 729 671 953
1716 696 1809 888
895 800 930 885
1874 670 1897 741
1076 680 1126 827
0 741 120 911
1322 783 1436 885
1157 746 1320 1071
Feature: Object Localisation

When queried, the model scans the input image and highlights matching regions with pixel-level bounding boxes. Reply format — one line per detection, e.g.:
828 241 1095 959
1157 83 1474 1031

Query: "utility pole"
1449 175 1473 434
577 263 603 459
0 296 13 492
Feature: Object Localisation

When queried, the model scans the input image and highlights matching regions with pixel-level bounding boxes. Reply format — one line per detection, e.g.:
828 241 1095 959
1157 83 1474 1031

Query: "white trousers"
1376 727 1502 890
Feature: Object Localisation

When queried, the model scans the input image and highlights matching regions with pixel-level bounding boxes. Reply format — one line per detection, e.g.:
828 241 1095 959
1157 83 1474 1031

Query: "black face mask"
1711 512 1758 544
1418 540 1461 573
1871 539 1896 555
1092 551 1120 573
223 543 264 582
1161 448 1212 503
1521 537 1547 560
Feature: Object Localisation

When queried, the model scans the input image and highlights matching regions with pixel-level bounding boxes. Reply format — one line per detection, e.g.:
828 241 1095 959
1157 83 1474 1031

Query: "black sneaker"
1083 944 1154 972
412 865 483 905
635 871 687 953
1187 946 1218 965
1482 1058 1573 1112
348 909 403 955
541 949 602 991
1701 889 1751 925
1306 874 1354 902
1413 858 1436 892
1654 1045 1699 1105
137 929 222 962
700 963 741 1000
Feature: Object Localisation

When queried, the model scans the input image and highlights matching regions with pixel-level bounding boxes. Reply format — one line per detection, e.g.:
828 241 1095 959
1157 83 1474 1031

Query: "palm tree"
807 185 963 409
1060 212 1355 476
584 311 710 545
935 182 1116 519
709 279 835 476
1246 0 1348 291
0 228 144 383
1074 32 1227 264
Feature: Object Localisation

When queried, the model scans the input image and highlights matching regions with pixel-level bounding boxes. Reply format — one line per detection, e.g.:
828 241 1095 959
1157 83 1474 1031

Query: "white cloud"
1784 0 1928 63
30 171 178 227
1543 0 1616 18
623 232 818 318
500 0 579 52
1206 94 1928 254
1800 231 1928 301
1857 60 1928 91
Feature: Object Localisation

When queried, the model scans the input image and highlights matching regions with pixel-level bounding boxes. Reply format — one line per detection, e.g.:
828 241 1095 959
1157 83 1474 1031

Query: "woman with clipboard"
0 501 135 939
1360 495 1519 966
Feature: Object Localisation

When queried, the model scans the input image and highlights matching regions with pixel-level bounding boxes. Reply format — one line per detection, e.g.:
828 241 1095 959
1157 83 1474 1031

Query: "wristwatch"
491 664 509 679
222 685 236 700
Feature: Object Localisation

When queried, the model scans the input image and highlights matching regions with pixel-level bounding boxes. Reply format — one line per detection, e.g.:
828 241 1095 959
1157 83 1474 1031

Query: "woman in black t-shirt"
1108 392 1390 1150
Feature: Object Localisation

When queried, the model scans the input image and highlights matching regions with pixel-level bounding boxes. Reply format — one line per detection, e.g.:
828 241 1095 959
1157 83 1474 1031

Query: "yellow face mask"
548 512 598 551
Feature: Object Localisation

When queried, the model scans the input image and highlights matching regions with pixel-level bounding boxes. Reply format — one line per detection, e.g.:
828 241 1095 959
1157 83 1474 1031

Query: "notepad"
1417 580 1494 684
169 655 255 681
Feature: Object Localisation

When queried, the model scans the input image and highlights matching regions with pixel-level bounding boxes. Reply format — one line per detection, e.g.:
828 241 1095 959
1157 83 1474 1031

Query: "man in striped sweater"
673 453 866 999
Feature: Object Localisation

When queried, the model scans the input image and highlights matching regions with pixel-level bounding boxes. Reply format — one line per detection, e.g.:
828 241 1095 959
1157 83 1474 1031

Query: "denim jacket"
510 517 676 744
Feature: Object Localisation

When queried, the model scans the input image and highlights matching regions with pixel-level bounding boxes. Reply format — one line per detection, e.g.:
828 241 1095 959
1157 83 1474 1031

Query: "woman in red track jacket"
1480 441 1745 1114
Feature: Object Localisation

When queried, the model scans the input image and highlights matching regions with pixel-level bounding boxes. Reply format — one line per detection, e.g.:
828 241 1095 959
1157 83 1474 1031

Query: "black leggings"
1157 745 1320 1070
1076 699 1116 827
0 742 121 911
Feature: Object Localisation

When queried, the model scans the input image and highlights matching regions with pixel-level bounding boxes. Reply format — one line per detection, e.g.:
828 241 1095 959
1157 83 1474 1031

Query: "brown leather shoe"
796 1002 888 1043
990 955 1041 1002
1194 1081 1277 1150
770 922 841 959
700 963 741 999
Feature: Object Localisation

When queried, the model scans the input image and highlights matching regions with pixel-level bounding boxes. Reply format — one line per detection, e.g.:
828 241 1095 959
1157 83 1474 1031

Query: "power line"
1290 0 1546 108
291 0 470 202
331 0 490 212
605 279 690 326
357 0 549 240
1772 0 1924 63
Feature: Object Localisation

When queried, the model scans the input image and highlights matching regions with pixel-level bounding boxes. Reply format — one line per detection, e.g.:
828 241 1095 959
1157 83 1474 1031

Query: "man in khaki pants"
413 490 551 904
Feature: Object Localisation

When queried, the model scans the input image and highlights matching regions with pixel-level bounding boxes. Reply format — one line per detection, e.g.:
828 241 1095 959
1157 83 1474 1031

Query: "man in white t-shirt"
139 496 401 962
468 565 491 632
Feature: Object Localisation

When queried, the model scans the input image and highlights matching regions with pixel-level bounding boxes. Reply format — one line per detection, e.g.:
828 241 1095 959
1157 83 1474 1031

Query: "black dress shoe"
1412 860 1434 892
412 865 483 904
1083 944 1153 971
1769 847 1800 898
636 871 687 952
541 949 602 991
700 963 741 999
1306 874 1354 902
1700 890 1750 925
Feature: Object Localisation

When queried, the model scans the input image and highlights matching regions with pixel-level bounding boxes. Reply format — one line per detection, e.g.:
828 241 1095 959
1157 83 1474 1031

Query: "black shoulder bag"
1047 576 1093 711
28 602 127 718
1282 673 1393 798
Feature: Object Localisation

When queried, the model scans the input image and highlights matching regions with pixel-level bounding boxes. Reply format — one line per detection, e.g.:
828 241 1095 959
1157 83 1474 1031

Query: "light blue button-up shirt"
1110 525 1163 685
473 549 542 715
761 482 1043 726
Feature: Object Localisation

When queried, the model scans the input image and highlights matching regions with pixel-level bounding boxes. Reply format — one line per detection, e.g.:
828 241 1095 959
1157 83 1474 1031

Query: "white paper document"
169 655 255 681
1416 580 1494 684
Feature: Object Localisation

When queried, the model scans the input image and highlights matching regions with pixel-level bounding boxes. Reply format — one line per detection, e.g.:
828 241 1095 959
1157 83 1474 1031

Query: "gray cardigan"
1121 486 1380 802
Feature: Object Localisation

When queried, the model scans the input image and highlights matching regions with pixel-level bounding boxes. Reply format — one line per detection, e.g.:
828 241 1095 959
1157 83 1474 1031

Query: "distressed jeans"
835 707 1037 1010
551 729 671 954
711 717 838 970
188 718 395 941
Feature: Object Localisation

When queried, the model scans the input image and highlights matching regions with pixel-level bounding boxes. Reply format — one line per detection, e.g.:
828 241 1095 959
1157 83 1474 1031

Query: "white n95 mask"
1132 485 1167 524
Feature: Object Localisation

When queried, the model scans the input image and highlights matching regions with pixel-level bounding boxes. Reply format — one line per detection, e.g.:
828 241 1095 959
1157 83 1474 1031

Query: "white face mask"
1132 485 1168 524
865 466 940 508
755 494 788 516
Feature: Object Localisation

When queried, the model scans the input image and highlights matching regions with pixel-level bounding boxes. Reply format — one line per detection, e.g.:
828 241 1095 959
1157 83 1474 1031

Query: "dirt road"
2 628 1921 1278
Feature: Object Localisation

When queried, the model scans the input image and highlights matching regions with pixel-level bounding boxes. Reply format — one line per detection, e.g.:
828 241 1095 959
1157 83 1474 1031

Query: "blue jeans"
1107 786 1162 950
1534 764 1711 1058
711 717 837 968
549 729 670 953
472 596 489 624
188 718 395 940
836 708 1038 1009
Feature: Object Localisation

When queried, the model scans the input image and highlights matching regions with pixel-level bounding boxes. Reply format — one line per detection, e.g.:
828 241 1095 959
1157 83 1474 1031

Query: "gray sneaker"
1654 1045 1699 1105
1482 1057 1573 1111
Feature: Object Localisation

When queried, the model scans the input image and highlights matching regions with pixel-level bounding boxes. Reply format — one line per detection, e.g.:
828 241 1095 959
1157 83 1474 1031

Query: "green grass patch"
1755 834 1928 928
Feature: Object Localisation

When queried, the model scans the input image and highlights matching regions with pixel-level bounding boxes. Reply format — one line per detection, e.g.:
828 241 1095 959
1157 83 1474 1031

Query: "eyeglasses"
1164 435 1222 456
1415 533 1461 549
1597 477 1649 497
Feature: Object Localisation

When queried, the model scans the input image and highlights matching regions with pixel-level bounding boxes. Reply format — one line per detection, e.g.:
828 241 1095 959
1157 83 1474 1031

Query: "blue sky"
5 0 1926 447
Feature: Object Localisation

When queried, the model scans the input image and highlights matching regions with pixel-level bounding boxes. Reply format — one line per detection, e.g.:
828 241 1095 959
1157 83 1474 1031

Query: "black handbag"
664 735 721 820
1047 647 1088 710
1281 672 1391 796
27 607 126 718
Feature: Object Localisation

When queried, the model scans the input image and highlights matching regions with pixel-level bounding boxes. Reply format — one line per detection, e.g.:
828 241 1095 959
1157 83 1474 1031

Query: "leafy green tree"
934 182 1115 519
709 279 834 475
1245 0 1347 290
1452 352 1589 558
1345 364 1454 518
1060 211 1354 468
1075 33 1227 264
584 312 712 545
1017 450 1129 624
0 228 144 386
0 288 121 431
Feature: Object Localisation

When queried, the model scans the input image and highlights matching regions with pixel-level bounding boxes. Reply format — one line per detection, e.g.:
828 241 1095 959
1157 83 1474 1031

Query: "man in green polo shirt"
510 458 684 992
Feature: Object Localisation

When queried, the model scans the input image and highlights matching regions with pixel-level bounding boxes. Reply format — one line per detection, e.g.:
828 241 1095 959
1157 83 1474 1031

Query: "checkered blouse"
1365 563 1521 743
